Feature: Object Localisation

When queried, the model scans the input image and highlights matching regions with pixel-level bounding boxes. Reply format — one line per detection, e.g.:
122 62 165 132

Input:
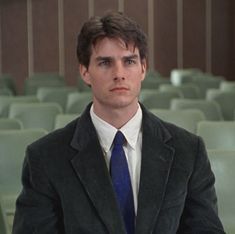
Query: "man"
13 12 225 233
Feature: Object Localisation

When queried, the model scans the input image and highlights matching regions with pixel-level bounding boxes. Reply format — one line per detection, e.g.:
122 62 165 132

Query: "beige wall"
0 0 234 93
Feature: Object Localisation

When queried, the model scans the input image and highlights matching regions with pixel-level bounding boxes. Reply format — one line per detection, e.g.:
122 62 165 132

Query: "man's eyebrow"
95 54 139 62
95 56 112 61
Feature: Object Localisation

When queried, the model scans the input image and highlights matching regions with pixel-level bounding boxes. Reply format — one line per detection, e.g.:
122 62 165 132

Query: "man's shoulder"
28 117 79 153
143 107 200 147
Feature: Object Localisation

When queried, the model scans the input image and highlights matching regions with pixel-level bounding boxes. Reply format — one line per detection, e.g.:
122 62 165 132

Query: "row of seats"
2 86 235 122
0 107 78 132
1 109 235 151
0 90 91 131
1 86 235 124
150 110 235 150
141 70 235 121
0 88 235 134
0 69 231 97
1 70 235 121
0 90 92 116
0 72 90 95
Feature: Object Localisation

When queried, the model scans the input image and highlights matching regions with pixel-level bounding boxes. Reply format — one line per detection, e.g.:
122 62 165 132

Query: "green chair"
206 89 235 120
170 69 200 86
170 98 223 121
191 78 221 98
145 69 162 80
37 87 77 111
219 81 235 92
66 92 92 114
24 78 66 95
0 129 47 225
141 77 171 90
54 114 78 129
0 118 23 130
197 121 235 150
0 88 13 96
207 150 235 234
9 103 62 132
0 74 16 95
139 90 182 109
0 95 39 117
29 72 63 81
159 83 200 99
150 109 205 134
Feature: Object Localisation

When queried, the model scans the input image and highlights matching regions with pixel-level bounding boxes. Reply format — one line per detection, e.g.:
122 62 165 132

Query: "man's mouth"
110 87 129 92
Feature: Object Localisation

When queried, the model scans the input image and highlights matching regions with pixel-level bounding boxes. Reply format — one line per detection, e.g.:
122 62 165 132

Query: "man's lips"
110 87 129 91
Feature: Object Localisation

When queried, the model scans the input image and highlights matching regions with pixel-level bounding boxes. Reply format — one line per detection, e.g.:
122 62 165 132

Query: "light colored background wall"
0 0 234 93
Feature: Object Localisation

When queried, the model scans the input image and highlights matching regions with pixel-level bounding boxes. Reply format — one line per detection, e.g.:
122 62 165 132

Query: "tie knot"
113 131 125 146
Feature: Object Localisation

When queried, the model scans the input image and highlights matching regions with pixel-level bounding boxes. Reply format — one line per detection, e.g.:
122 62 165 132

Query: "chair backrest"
0 118 23 130
159 83 200 99
0 73 16 95
139 90 182 109
197 121 235 150
24 78 65 95
141 77 171 89
0 95 39 117
9 102 62 132
170 69 199 85
150 109 205 133
170 98 223 121
66 92 92 114
54 114 78 130
37 87 77 111
207 149 235 234
0 88 13 96
0 129 47 211
192 78 221 98
206 89 235 120
219 81 235 92
29 72 63 81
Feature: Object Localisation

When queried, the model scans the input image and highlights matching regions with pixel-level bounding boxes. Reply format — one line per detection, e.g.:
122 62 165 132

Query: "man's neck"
92 102 139 129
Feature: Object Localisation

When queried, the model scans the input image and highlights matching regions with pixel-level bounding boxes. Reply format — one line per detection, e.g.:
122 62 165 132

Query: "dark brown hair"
76 12 147 68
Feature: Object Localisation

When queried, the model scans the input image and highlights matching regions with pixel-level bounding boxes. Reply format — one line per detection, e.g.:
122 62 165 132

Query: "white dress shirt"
90 105 143 214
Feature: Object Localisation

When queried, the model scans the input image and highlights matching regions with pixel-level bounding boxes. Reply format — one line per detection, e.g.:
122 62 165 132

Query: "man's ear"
141 59 147 81
79 64 92 86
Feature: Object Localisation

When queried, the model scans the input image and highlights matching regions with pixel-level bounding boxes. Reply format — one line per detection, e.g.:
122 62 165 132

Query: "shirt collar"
90 104 142 152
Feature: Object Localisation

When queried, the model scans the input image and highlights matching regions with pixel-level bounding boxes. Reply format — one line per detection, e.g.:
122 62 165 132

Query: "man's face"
80 37 146 113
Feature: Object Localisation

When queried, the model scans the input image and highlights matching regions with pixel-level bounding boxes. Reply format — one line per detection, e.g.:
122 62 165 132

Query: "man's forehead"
91 37 139 57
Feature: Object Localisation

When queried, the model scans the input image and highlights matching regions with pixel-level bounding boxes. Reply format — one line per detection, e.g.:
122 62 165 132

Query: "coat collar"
70 103 175 234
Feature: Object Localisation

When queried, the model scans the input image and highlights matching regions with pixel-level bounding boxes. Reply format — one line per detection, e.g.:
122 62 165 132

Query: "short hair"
76 12 147 68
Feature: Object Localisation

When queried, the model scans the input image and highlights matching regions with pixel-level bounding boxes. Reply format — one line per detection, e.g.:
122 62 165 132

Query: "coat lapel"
136 107 175 234
70 105 126 234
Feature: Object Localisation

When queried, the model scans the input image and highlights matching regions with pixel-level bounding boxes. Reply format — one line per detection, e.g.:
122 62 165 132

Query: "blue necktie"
110 131 135 234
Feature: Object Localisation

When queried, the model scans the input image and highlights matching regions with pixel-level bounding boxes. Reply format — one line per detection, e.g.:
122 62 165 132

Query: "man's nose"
113 62 125 81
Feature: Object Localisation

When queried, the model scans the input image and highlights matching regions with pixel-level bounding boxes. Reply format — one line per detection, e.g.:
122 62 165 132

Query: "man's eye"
125 59 136 65
98 60 111 66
